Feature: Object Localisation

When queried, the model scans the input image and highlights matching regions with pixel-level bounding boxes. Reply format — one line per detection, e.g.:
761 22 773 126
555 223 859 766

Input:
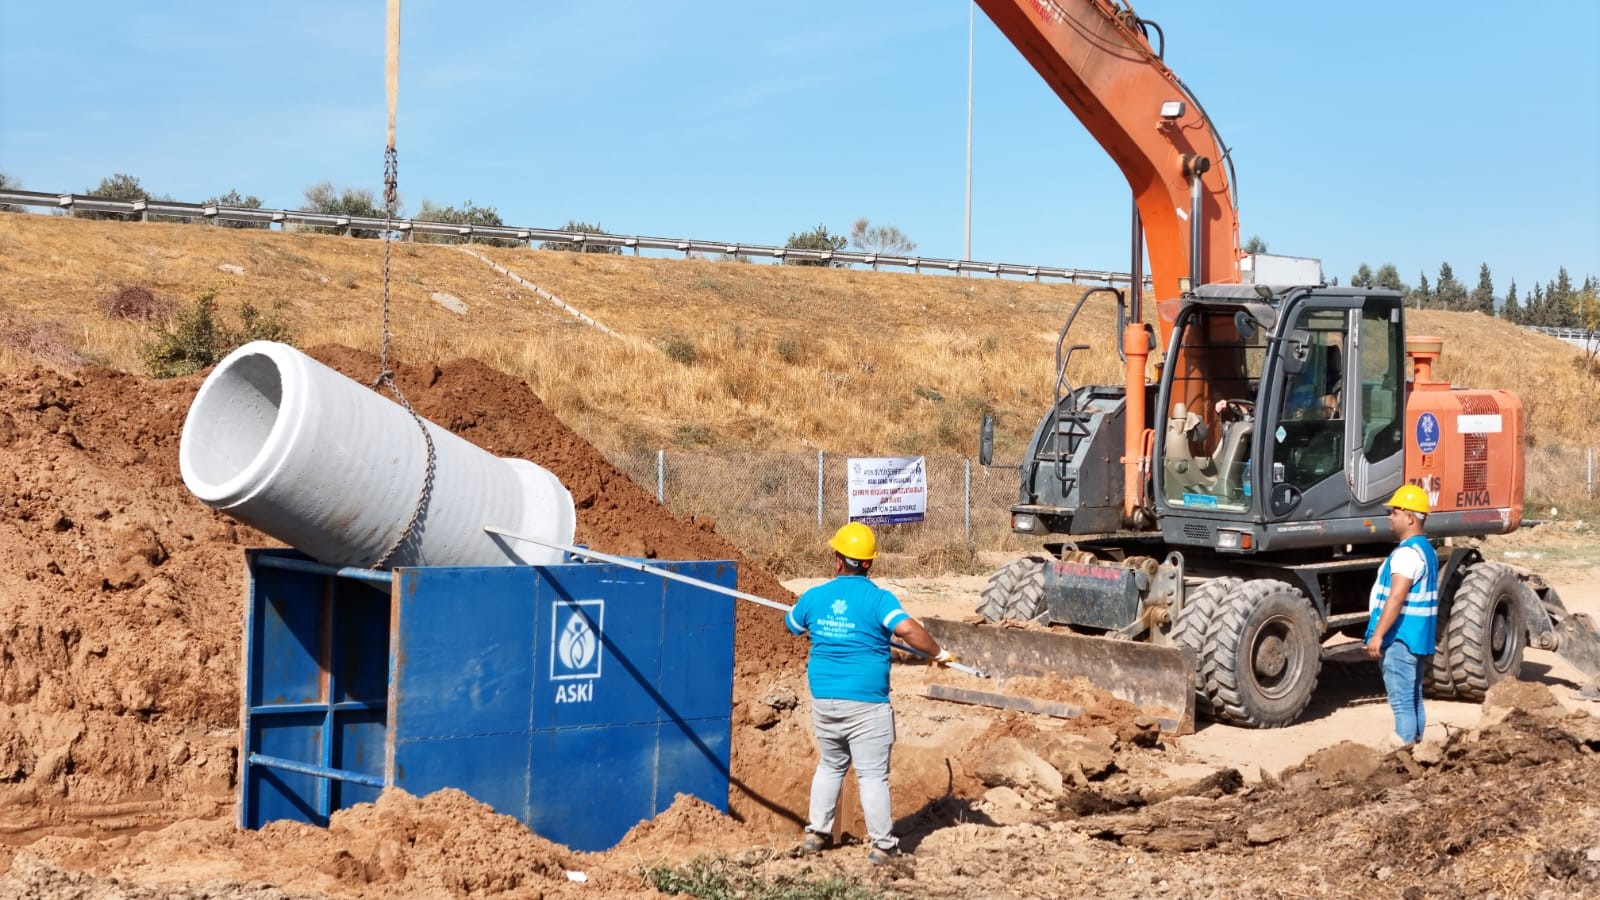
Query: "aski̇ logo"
551 599 603 681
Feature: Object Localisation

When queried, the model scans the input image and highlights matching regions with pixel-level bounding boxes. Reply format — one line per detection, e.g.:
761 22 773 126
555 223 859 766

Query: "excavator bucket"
921 618 1195 733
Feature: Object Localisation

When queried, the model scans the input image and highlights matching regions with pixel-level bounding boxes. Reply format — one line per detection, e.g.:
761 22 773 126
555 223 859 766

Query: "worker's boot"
799 831 830 855
866 845 904 865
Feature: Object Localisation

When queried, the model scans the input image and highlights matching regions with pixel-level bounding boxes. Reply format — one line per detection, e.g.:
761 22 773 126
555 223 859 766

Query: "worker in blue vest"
1364 484 1440 748
786 521 953 865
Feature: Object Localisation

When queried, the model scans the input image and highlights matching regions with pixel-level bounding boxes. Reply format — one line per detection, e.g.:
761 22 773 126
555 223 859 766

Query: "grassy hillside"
3 211 1597 457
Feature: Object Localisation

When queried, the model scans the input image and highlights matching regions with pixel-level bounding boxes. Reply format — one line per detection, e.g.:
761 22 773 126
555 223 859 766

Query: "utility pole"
964 0 974 263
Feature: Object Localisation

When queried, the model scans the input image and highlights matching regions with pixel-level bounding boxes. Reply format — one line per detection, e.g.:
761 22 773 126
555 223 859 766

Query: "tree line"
1346 258 1598 331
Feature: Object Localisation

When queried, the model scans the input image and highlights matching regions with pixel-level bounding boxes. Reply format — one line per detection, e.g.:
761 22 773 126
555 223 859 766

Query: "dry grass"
2 212 1597 569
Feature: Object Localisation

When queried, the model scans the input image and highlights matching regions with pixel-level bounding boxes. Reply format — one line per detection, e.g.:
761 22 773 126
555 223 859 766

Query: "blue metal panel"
657 717 733 814
531 566 665 731
657 561 739 723
242 551 736 851
526 723 662 851
390 566 536 742
242 550 396 830
248 552 323 706
248 711 327 826
391 732 532 825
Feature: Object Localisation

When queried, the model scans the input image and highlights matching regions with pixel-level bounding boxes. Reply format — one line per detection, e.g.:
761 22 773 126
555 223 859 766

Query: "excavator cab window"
1160 308 1265 511
1273 310 1347 491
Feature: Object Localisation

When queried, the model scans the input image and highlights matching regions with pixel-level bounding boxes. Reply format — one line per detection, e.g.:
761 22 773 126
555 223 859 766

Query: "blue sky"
3 1 1596 298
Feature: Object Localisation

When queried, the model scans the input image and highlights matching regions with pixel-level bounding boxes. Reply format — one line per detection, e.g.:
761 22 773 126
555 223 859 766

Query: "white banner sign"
847 456 927 525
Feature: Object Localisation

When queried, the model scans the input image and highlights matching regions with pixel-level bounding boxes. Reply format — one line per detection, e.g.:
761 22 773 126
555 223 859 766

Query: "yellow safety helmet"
1387 484 1430 516
828 522 878 561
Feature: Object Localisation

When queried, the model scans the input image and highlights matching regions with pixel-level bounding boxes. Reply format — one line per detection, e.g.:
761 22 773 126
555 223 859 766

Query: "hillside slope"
2 212 1596 457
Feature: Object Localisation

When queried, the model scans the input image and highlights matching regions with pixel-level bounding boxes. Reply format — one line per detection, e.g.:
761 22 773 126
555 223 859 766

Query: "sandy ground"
0 351 1597 898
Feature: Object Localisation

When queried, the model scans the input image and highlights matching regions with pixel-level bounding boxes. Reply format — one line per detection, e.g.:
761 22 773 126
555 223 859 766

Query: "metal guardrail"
1527 325 1599 341
0 188 1150 287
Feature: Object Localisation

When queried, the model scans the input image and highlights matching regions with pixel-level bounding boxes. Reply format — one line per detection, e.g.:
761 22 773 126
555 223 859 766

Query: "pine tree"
1553 268 1576 326
1352 263 1373 288
1408 272 1432 309
1501 280 1520 324
1434 262 1467 310
1469 263 1495 315
1529 283 1547 326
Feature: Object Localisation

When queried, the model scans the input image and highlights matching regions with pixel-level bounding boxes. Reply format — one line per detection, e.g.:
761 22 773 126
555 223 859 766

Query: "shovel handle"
484 525 989 678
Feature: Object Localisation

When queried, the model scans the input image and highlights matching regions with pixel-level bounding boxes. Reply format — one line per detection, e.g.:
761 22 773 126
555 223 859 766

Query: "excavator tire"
1426 562 1525 700
977 555 1049 623
1200 579 1322 728
1171 576 1241 719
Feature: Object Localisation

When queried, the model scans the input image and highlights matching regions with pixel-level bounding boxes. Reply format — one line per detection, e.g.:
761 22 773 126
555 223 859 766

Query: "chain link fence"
603 451 1041 576
605 446 1599 577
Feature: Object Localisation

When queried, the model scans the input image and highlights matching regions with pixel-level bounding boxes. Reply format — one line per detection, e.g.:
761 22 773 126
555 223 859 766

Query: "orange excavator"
924 0 1600 728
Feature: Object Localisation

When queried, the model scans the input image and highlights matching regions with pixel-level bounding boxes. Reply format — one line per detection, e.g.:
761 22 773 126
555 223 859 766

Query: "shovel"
484 525 988 678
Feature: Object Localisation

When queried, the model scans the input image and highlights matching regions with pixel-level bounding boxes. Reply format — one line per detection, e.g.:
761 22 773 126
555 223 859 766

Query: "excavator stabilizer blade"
922 618 1195 733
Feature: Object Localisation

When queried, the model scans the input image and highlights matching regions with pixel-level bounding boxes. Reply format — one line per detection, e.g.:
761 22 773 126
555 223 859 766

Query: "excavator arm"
976 0 1243 524
974 0 1241 333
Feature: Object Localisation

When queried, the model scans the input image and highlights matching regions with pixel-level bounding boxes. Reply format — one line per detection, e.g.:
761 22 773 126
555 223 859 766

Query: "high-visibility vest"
1365 534 1439 656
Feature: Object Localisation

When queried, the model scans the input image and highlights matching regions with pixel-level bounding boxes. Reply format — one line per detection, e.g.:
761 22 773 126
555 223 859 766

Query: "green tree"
206 189 267 229
1407 271 1432 309
1528 282 1548 326
1242 235 1268 254
1551 268 1576 327
78 173 149 220
299 182 389 238
1433 261 1466 310
416 199 519 247
1350 263 1373 288
1501 280 1521 324
539 220 622 254
1373 263 1407 293
848 217 916 255
784 223 848 267
1469 263 1495 315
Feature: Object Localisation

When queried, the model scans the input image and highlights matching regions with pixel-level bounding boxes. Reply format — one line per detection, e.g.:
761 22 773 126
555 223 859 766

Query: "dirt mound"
304 345 803 683
0 346 806 847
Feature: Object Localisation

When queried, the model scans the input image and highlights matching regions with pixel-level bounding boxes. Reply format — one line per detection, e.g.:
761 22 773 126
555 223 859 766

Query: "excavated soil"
1 348 1597 898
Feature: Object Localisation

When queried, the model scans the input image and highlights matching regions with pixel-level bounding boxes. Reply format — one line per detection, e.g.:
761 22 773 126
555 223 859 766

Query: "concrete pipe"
179 341 574 568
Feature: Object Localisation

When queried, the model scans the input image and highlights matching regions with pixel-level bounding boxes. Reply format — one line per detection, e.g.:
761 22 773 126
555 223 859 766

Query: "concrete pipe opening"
180 341 574 569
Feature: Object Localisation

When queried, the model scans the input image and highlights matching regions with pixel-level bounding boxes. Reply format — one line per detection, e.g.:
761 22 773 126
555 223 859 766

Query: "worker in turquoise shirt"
1364 484 1440 748
786 522 952 865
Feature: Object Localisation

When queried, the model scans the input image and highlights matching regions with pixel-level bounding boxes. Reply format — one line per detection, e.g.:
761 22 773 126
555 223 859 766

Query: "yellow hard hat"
828 522 878 561
1387 484 1430 515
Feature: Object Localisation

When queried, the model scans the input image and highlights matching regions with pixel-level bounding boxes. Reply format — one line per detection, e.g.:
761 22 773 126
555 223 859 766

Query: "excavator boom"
974 0 1241 335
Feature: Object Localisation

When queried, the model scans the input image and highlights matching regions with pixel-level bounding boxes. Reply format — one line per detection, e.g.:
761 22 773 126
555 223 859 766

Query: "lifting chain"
368 1 435 570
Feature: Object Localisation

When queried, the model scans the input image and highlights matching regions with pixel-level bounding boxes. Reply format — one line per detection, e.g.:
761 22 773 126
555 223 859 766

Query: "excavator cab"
1153 285 1408 551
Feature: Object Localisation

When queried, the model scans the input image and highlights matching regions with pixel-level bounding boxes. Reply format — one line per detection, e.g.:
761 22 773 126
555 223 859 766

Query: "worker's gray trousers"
806 698 898 850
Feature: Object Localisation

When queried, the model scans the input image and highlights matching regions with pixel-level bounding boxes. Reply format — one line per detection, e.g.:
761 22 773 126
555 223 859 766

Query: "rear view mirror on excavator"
978 413 994 467
1283 328 1312 375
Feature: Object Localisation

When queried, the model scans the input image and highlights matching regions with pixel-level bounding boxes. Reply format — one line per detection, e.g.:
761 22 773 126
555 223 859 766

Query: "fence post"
1589 446 1595 499
656 449 665 504
812 445 825 525
964 458 972 542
